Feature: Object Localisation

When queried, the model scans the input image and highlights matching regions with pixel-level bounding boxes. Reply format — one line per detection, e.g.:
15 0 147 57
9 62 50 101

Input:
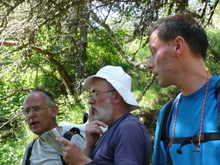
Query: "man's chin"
30 127 42 136
93 114 102 121
158 81 172 88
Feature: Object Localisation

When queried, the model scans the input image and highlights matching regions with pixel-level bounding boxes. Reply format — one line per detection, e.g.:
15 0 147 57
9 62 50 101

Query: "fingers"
88 107 93 123
88 107 107 128
57 137 68 145
86 120 107 130
57 137 79 155
57 137 87 165
86 122 102 135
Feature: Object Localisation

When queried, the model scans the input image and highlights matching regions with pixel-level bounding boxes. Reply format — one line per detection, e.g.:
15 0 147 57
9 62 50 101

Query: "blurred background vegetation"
0 0 220 164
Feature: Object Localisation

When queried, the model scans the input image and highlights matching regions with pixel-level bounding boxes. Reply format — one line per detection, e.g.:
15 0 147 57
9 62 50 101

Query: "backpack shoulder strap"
156 96 177 165
60 155 68 165
25 138 38 165
167 79 220 154
160 95 178 143
63 127 85 141
215 79 220 130
156 79 220 164
25 127 85 165
60 127 85 165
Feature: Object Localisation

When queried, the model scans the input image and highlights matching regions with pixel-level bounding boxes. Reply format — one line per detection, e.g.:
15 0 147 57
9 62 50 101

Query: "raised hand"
84 107 107 157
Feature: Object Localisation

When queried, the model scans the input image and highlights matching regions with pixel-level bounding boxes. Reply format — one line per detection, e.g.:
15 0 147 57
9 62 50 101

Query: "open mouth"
154 73 158 77
30 120 40 127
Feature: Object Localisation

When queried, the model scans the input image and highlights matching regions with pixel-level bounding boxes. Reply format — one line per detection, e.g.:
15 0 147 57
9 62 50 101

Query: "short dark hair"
148 14 208 60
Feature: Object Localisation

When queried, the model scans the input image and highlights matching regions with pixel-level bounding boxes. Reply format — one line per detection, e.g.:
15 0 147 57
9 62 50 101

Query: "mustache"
29 118 40 125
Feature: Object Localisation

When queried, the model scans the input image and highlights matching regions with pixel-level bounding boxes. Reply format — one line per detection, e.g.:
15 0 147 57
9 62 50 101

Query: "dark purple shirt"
92 113 152 165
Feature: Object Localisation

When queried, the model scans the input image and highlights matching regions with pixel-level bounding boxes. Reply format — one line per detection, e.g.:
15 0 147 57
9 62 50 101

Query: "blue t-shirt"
92 113 152 165
153 75 220 165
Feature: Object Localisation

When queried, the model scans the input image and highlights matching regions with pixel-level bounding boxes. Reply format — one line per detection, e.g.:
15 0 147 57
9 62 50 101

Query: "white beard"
92 97 113 125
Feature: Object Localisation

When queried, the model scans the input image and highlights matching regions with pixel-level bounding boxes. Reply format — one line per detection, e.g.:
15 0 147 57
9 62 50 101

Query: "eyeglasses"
23 106 50 115
88 89 116 100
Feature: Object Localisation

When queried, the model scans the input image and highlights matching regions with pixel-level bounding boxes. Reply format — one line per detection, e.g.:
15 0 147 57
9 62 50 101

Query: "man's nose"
88 97 95 104
27 110 36 118
146 57 154 70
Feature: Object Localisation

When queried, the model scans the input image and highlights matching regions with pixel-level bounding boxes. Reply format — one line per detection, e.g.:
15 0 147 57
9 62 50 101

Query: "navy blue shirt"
92 113 152 165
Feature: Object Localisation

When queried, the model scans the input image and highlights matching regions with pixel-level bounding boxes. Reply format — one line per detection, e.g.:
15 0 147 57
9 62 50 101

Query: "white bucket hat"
82 65 140 111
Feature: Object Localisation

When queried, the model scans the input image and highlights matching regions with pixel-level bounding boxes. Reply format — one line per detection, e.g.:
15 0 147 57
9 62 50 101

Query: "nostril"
88 97 95 104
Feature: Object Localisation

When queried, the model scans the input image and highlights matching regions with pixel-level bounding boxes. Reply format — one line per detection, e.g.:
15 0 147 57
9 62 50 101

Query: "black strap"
171 132 220 144
156 79 220 164
61 127 85 165
25 138 38 165
169 79 220 155
60 155 68 165
63 127 85 141
215 80 220 130
25 138 68 165
156 97 176 165
26 127 85 165
170 132 220 154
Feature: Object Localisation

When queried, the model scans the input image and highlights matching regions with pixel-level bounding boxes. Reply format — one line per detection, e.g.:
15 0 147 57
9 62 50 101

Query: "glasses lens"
32 106 42 112
23 108 30 115
23 106 46 115
89 92 97 99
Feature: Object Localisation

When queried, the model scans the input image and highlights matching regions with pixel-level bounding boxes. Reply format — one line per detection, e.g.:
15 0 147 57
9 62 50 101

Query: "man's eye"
24 109 30 113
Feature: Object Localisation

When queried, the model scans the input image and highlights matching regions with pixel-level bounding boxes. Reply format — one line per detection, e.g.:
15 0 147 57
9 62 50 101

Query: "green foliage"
56 94 88 124
84 28 129 76
206 28 220 75
0 116 30 165
1 1 220 164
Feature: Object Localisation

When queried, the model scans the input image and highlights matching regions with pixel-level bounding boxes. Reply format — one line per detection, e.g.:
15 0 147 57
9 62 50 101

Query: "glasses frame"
23 106 50 115
88 89 116 100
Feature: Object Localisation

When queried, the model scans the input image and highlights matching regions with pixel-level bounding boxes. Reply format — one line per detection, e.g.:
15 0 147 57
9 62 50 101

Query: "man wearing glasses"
21 90 85 165
57 65 152 165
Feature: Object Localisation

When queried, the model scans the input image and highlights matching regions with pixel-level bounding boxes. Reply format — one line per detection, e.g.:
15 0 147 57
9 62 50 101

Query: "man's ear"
113 91 122 104
174 36 185 57
51 105 58 117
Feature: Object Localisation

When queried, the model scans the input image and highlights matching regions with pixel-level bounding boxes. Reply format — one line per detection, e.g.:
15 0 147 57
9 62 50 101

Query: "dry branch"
0 86 61 101
0 40 74 95
0 113 22 129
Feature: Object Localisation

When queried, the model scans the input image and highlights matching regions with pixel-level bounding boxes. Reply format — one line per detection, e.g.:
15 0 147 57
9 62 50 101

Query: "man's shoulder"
208 75 220 93
116 113 147 131
211 75 220 83
26 137 39 147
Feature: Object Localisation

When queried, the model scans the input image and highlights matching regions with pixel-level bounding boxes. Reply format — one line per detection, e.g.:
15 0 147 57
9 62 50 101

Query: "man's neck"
180 70 212 96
